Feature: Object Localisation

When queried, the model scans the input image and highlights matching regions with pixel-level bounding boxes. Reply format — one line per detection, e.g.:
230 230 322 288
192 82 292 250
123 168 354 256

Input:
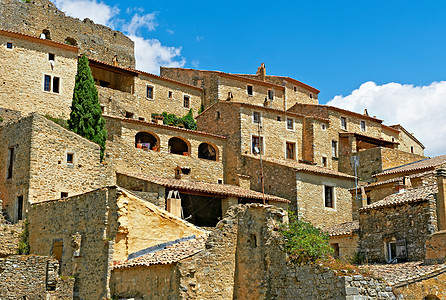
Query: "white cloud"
195 36 204 42
51 0 118 26
166 29 175 35
122 12 157 35
130 35 185 74
191 59 200 68
327 81 446 157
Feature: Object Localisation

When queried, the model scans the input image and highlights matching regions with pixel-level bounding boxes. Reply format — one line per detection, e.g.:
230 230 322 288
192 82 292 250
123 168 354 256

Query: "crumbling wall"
0 255 74 299
0 0 135 67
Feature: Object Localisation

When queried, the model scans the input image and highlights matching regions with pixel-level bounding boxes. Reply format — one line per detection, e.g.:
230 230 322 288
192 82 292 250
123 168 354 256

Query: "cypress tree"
68 54 107 160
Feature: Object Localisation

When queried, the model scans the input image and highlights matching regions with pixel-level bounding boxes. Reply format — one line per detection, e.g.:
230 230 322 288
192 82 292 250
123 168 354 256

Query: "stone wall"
0 0 135 67
0 32 78 117
329 234 359 259
0 108 21 123
0 219 23 257
0 255 74 299
393 268 446 299
104 116 225 184
359 198 438 262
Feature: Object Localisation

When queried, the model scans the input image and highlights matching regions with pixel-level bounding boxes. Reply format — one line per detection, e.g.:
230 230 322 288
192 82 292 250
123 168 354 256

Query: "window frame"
340 117 347 130
285 141 296 160
183 94 190 108
7 147 14 179
332 140 338 158
168 91 173 99
252 111 261 124
146 85 154 100
43 74 61 94
251 135 264 155
6 42 12 50
247 85 253 96
66 153 74 165
322 156 327 167
267 89 274 100
323 185 335 209
48 53 55 61
286 117 294 131
360 120 366 132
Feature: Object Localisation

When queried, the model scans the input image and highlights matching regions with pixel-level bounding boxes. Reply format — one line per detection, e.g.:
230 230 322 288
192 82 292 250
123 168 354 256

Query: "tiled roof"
103 115 227 139
360 185 437 211
350 170 435 191
390 124 425 149
327 221 359 237
246 156 355 179
118 172 290 203
114 235 207 269
0 29 78 52
359 261 446 287
339 132 398 146
376 155 446 177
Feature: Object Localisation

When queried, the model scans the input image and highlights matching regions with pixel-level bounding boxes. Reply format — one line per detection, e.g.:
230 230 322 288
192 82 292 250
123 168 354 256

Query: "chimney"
403 176 412 189
256 63 266 81
166 190 182 218
364 109 369 116
112 55 118 67
360 186 368 207
436 168 446 231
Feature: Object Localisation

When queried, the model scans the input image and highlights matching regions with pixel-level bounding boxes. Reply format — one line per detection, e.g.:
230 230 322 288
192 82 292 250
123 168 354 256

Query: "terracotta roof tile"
245 156 355 179
359 261 446 287
376 155 446 177
326 221 359 237
118 172 290 203
0 29 78 52
360 184 437 211
350 170 435 191
114 235 207 269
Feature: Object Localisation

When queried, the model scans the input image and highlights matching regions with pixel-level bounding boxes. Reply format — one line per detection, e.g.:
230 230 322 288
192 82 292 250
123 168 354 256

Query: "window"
293 86 297 92
286 142 296 160
44 75 51 92
331 243 339 258
310 93 313 99
268 89 274 100
52 240 63 263
67 153 74 164
43 75 60 93
61 192 68 198
6 42 12 49
48 53 55 61
146 86 154 99
218 179 223 184
168 91 173 98
216 111 221 119
125 112 134 118
360 120 366 132
17 196 23 221
251 135 264 155
253 111 261 124
324 186 334 208
321 124 326 130
7 147 14 179
138 117 145 121
411 146 414 154
247 85 253 96
341 117 347 130
100 106 105 113
322 156 327 167
286 118 294 130
332 141 338 158
183 95 190 108
277 116 281 121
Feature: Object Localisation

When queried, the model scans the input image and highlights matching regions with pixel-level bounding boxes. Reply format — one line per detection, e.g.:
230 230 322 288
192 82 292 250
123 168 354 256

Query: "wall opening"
198 143 217 161
180 193 222 227
17 195 23 221
41 29 51 40
135 132 159 151
168 137 189 156
64 37 78 46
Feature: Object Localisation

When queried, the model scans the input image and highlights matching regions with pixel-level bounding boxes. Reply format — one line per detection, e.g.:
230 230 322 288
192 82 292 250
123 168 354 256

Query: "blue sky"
52 0 446 156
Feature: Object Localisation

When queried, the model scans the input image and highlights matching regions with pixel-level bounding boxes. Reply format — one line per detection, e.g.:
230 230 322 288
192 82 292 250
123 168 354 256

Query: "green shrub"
280 212 333 264
44 114 68 129
157 110 197 130
18 220 29 255
350 251 366 265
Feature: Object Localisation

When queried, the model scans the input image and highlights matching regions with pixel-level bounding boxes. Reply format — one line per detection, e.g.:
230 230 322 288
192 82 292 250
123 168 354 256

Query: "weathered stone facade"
0 108 21 123
0 255 74 299
0 30 78 117
0 0 135 67
0 114 104 222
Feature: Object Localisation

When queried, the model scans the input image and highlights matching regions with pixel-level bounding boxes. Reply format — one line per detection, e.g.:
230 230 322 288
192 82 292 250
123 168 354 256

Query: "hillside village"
0 0 445 299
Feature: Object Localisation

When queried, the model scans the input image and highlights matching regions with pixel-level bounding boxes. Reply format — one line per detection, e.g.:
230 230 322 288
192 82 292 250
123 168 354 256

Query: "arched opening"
65 37 78 46
41 29 51 40
135 132 159 151
424 296 440 300
168 137 190 156
198 143 217 161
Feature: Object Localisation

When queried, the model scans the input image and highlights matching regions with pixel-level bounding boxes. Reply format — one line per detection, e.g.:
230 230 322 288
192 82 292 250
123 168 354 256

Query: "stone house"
29 186 206 299
89 59 204 121
116 172 289 227
0 113 104 222
103 114 226 184
0 29 78 118
327 220 359 259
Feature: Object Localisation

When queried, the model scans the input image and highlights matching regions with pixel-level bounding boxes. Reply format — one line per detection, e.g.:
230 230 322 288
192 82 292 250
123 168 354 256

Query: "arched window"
198 143 217 161
135 132 159 151
65 37 78 46
168 137 190 156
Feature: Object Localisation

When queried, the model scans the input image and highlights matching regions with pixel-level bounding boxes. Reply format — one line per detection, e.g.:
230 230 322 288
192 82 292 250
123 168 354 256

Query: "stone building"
29 186 206 299
0 29 78 117
0 113 104 222
0 0 135 68
160 63 319 110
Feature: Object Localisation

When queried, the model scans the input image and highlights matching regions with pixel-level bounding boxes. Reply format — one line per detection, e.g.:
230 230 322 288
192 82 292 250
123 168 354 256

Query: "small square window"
61 192 68 198
286 118 294 130
277 116 281 121
147 86 154 99
218 179 223 184
293 86 297 92
168 91 173 98
286 142 296 160
268 89 274 100
360 120 366 132
341 117 347 130
6 42 12 49
125 112 134 118
247 85 253 96
67 153 74 164
253 111 261 124
324 186 334 208
48 53 55 61
183 95 190 108
321 124 326 130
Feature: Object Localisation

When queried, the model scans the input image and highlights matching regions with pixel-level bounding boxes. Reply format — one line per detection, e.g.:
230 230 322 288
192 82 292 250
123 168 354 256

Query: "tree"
68 54 107 160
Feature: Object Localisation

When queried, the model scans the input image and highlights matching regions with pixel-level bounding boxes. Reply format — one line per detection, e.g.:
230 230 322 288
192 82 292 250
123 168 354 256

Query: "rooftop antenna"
257 120 265 204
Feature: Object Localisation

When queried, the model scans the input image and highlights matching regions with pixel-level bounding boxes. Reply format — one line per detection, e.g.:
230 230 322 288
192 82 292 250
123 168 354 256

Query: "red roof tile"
0 29 78 52
376 155 446 177
327 221 359 237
